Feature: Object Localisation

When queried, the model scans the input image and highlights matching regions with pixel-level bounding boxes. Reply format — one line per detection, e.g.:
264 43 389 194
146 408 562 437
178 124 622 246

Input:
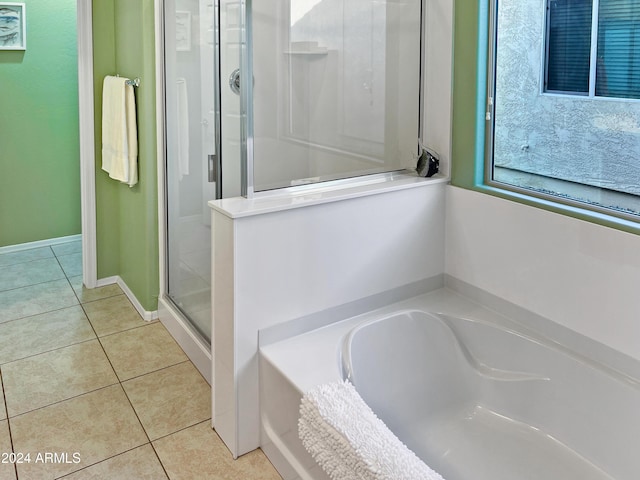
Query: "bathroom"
1 0 640 478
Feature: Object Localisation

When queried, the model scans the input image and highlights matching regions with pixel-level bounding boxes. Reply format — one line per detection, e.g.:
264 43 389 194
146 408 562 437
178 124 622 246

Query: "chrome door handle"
229 69 240 95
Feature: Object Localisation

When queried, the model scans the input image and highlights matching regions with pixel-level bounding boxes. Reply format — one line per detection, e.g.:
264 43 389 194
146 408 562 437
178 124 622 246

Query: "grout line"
95 320 160 341
0 302 83 329
149 441 172 479
52 443 153 479
117 391 154 456
0 368 19 479
77 291 128 306
0 337 97 368
148 418 213 444
53 253 74 282
7 383 120 421
0 254 57 269
118 360 191 384
0 274 71 296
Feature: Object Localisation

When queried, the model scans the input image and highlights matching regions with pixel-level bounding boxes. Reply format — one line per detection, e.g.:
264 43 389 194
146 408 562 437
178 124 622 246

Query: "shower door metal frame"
154 0 216 384
240 0 255 197
212 0 223 200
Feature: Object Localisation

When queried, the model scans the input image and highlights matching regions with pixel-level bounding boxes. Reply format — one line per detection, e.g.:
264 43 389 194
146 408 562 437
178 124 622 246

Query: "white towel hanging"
101 75 138 187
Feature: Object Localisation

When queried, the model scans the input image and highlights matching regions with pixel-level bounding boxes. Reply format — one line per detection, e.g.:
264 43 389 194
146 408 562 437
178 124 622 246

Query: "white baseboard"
0 234 82 254
96 275 159 322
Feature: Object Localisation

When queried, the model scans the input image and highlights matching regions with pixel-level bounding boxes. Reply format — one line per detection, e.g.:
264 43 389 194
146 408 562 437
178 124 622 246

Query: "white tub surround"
260 288 640 480
209 176 447 457
446 186 640 363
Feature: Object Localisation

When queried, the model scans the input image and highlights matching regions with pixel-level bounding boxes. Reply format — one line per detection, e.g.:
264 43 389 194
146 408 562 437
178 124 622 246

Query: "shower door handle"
208 154 216 183
208 154 218 182
228 69 254 95
208 154 222 198
229 69 241 95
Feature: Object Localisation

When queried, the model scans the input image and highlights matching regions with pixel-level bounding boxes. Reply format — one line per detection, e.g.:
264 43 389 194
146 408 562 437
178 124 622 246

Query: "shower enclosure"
162 0 242 347
160 0 423 364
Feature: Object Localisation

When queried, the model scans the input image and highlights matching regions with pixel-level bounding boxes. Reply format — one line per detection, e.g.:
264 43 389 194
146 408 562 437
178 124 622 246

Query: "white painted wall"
446 185 640 363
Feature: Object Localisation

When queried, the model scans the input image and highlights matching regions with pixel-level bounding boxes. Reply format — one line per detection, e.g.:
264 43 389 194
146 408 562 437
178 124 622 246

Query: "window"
545 0 592 94
545 0 640 99
489 0 640 218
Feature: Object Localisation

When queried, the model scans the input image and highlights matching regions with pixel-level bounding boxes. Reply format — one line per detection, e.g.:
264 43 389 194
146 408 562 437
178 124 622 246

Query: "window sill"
474 182 640 236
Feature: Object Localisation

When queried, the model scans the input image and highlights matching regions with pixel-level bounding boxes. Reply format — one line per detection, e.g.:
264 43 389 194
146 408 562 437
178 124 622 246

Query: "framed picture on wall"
0 2 26 51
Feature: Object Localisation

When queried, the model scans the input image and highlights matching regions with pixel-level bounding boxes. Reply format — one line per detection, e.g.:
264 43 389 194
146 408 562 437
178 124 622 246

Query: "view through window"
490 0 640 217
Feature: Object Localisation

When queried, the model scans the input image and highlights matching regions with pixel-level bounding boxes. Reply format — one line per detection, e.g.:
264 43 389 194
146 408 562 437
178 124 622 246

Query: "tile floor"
0 240 282 479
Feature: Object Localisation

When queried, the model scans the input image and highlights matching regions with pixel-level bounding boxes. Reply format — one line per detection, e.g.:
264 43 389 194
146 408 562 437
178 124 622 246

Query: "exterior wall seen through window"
491 0 640 217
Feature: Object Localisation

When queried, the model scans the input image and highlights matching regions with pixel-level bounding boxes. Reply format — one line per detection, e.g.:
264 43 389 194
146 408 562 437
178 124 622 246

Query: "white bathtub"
260 289 640 480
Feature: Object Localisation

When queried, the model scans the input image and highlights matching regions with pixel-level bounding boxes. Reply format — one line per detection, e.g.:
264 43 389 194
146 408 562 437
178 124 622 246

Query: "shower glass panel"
248 0 422 192
163 0 241 343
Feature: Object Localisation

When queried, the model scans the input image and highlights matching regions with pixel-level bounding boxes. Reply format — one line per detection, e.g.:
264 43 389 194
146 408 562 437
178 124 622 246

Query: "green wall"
0 0 81 247
451 0 482 190
93 0 159 311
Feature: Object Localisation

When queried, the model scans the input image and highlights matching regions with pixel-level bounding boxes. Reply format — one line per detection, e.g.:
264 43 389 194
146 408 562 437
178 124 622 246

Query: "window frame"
482 0 640 226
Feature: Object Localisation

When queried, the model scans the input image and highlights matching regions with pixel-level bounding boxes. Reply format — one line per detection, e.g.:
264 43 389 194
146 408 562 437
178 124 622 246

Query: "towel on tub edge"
102 75 138 187
299 380 445 480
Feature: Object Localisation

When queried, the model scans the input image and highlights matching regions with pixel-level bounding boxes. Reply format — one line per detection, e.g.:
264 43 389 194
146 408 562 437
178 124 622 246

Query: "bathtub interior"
259 289 640 480
343 310 640 480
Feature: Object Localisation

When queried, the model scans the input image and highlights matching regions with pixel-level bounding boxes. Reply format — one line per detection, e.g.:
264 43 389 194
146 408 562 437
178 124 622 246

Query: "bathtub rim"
339 307 640 391
260 287 640 397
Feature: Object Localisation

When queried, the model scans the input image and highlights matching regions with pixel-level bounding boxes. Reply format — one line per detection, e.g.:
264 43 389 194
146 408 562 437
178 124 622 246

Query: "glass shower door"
247 0 422 192
164 0 241 343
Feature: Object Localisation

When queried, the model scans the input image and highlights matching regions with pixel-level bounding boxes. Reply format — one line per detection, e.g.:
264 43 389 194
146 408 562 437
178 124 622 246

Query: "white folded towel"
101 75 138 187
299 380 445 480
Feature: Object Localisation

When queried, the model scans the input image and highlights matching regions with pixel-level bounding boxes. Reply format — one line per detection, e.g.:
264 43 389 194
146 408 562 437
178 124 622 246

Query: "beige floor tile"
83 295 146 337
0 280 78 324
0 258 65 292
68 276 122 304
0 306 95 365
0 247 53 268
153 422 282 480
3 340 118 417
60 444 167 480
57 253 83 278
11 385 148 480
51 241 82 257
123 362 210 440
0 420 17 480
100 323 187 381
